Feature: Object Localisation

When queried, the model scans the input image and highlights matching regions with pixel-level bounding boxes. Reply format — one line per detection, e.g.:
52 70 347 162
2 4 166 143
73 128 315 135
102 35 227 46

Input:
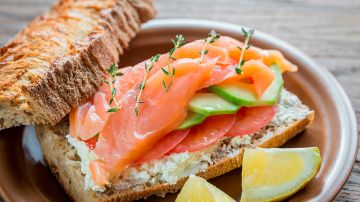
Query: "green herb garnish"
162 35 185 92
235 28 255 74
135 54 161 116
105 64 123 113
199 30 220 63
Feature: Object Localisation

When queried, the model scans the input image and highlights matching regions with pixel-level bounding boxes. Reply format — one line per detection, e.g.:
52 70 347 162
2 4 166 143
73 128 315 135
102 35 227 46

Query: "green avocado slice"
177 111 207 130
188 93 240 116
209 64 283 106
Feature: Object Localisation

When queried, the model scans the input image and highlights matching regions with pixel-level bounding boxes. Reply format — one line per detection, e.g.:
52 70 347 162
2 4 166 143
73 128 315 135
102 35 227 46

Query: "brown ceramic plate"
0 19 357 202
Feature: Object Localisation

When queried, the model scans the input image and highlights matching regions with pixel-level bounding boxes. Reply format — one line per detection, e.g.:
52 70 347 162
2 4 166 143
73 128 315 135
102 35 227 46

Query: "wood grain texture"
0 0 359 201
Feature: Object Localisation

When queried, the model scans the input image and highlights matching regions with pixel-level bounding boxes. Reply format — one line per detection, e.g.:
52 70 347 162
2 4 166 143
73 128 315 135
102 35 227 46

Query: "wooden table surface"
0 0 359 201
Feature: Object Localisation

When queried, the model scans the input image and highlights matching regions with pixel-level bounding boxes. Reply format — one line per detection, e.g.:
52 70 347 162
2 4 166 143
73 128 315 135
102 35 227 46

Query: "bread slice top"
0 0 155 130
36 89 314 202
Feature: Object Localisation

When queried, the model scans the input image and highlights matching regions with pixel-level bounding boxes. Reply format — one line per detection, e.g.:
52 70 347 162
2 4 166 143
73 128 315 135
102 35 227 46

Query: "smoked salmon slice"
69 54 171 140
77 105 105 140
262 50 298 72
93 59 216 177
213 36 263 61
173 40 229 64
90 160 111 187
134 129 190 164
69 102 91 138
213 36 296 72
199 58 238 89
222 60 275 98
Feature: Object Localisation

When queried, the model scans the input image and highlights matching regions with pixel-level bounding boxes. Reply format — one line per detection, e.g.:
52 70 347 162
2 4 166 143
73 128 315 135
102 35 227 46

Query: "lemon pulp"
241 147 321 202
176 175 235 202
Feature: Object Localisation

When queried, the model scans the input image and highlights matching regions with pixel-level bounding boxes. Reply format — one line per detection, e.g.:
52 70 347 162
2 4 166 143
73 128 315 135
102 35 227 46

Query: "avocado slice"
209 64 283 106
189 93 240 116
177 65 282 130
177 111 207 130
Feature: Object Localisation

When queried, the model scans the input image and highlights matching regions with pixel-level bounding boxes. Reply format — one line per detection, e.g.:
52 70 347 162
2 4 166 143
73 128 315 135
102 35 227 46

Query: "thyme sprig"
135 54 161 116
235 28 255 74
162 35 185 91
199 30 220 63
105 64 123 113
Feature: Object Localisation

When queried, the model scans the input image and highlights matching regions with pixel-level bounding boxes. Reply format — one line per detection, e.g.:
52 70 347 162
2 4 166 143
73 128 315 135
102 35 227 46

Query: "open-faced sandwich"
35 30 314 201
0 0 316 199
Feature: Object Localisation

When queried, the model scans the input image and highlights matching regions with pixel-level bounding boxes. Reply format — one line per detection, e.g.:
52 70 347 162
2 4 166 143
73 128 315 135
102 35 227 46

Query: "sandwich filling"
67 33 300 189
67 89 311 192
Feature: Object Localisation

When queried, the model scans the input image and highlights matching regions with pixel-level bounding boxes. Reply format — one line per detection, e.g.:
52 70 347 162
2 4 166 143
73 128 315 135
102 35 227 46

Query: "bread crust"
36 111 314 202
0 0 156 129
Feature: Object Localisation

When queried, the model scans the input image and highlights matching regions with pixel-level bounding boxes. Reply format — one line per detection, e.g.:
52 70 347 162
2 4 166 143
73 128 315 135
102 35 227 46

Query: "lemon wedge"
176 175 235 202
241 147 321 202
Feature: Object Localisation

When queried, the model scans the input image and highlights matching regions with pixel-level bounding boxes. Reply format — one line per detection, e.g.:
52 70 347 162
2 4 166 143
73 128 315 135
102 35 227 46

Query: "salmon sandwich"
0 0 314 201
35 30 314 201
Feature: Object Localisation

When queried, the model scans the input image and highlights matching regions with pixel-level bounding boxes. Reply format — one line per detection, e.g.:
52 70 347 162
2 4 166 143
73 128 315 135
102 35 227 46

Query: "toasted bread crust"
36 111 314 202
0 0 156 129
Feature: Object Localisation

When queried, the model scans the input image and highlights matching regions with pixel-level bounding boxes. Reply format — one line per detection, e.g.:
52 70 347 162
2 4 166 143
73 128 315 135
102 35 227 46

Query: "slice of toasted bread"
0 0 155 130
35 89 314 202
